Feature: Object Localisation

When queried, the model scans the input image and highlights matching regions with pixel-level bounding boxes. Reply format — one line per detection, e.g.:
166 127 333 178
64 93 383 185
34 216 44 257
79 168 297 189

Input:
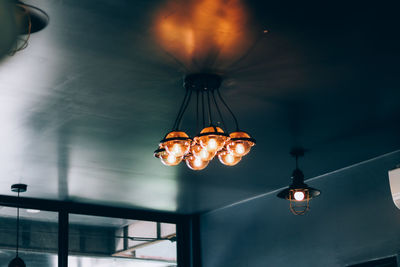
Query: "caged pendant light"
277 149 321 215
154 73 255 170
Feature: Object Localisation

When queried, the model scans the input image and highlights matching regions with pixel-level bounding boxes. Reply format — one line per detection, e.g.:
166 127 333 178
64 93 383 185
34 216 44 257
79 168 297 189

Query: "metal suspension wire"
212 90 227 132
172 87 189 130
207 90 213 126
216 88 239 131
201 90 205 129
176 89 193 130
196 90 200 134
173 85 194 130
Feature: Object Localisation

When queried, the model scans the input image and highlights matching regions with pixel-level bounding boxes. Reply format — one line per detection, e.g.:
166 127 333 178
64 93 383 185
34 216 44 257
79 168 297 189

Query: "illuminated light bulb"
162 131 191 157
218 150 241 166
172 143 183 155
208 138 217 150
196 126 229 154
165 141 190 157
199 148 214 161
294 191 305 201
227 131 255 157
185 154 209 170
191 142 215 161
155 149 182 166
228 141 252 157
235 143 245 155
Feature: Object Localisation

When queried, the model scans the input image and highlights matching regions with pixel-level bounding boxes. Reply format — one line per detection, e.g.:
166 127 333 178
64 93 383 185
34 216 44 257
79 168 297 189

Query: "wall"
200 151 400 267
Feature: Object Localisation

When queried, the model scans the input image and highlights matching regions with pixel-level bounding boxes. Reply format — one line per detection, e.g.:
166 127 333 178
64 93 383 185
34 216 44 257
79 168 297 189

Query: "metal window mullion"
58 211 68 267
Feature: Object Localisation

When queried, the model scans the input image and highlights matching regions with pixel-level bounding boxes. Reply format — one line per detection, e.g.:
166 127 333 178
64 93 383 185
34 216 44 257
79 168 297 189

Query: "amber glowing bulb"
160 151 183 166
162 131 191 157
227 131 255 157
185 154 209 170
196 126 228 154
192 142 215 161
208 138 217 150
218 149 241 166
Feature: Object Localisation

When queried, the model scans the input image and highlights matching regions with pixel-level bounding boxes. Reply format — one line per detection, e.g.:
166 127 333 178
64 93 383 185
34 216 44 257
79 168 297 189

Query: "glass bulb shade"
185 154 209 170
164 141 190 157
196 127 228 154
227 131 255 157
218 150 241 166
160 150 183 166
191 142 215 161
162 131 191 157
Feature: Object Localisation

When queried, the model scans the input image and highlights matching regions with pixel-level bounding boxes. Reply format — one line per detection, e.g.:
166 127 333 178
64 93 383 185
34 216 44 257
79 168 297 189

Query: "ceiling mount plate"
11 183 27 193
184 73 222 92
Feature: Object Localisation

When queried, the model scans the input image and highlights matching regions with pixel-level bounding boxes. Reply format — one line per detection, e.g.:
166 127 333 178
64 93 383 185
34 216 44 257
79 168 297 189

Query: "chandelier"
277 149 321 215
154 73 255 170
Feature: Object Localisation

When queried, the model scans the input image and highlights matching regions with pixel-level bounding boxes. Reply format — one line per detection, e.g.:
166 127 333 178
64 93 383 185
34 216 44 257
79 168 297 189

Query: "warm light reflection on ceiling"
154 0 258 71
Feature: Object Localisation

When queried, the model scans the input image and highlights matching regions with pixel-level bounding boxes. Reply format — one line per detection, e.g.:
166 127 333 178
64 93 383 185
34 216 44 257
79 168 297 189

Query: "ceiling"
201 150 400 267
0 0 399 214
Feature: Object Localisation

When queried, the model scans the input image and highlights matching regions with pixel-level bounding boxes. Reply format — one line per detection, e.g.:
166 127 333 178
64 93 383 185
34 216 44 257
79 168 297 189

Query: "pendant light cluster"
277 149 321 215
154 73 255 170
9 184 27 267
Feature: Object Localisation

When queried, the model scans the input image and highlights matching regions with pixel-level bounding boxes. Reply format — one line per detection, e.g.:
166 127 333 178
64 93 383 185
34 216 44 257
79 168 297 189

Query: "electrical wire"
172 87 189 130
16 191 20 256
216 88 239 131
212 90 226 132
207 90 213 126
176 89 192 130
196 90 199 134
201 90 205 129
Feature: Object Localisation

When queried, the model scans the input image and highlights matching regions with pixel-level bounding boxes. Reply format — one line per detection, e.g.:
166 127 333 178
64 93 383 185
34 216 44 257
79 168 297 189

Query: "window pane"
0 207 58 267
69 214 177 267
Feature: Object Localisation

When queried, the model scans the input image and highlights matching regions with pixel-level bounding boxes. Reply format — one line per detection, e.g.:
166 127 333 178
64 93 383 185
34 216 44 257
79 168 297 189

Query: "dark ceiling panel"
0 0 399 213
200 151 400 267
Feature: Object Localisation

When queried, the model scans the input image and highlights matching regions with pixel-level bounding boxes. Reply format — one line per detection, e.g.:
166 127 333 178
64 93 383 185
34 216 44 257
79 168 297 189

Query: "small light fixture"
9 183 27 267
9 1 49 55
277 149 321 215
155 73 256 170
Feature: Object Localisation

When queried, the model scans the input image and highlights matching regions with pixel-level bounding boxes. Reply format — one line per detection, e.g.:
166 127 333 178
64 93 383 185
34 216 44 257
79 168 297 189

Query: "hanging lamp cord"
216 88 239 131
207 90 213 126
201 90 205 129
16 191 20 256
196 90 199 134
176 88 192 130
172 87 190 130
212 90 227 132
